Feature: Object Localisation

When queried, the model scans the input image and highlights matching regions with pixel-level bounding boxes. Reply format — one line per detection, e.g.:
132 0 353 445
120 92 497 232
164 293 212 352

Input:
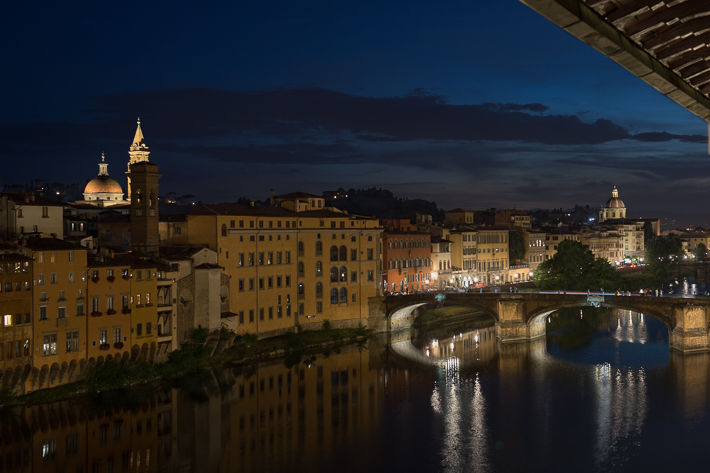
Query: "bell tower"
127 118 150 200
128 161 161 255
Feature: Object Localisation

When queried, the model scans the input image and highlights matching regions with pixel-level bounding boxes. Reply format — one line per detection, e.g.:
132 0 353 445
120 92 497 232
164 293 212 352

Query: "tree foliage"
695 242 708 261
643 221 654 243
509 229 526 263
645 235 684 282
534 239 618 291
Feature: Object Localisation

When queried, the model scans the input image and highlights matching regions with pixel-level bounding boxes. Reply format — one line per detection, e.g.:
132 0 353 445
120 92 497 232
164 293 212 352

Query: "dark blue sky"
1 1 708 215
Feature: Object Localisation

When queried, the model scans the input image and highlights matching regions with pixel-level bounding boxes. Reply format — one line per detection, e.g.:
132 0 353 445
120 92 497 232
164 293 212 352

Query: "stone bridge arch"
374 293 710 353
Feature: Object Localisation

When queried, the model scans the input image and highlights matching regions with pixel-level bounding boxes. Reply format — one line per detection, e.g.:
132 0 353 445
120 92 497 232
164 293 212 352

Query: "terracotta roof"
21 238 85 252
189 204 295 217
194 263 222 270
159 246 209 260
1 193 64 206
0 253 33 263
159 213 188 222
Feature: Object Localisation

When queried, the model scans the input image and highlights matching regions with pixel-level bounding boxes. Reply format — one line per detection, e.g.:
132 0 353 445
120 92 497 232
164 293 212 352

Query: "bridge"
368 292 710 353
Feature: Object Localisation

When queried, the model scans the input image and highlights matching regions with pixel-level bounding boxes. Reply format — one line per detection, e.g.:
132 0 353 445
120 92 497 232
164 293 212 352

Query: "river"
2 306 710 472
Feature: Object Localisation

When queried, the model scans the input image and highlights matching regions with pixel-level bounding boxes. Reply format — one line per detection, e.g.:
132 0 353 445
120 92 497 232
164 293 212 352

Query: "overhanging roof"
520 0 710 121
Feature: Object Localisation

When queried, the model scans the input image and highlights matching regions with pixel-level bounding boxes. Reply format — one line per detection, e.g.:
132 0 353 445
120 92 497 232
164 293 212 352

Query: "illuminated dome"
85 175 123 194
604 186 625 208
81 153 126 205
599 186 626 222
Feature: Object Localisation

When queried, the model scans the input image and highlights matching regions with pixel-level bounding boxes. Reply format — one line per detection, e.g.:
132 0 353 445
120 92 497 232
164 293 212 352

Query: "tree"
645 235 684 282
533 239 618 291
643 221 654 244
695 242 708 261
509 229 526 263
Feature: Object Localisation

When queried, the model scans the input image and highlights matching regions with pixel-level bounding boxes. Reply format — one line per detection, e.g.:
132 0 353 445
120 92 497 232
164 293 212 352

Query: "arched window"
415 239 419 249
315 241 323 254
330 246 338 261
389 258 393 270
316 261 322 276
330 267 338 283
439 261 442 271
298 262 304 274
149 190 155 208
330 288 338 304
340 266 347 282
298 241 305 254
221 224 227 237
315 282 323 298
298 283 304 296
339 245 347 261
398 258 403 269
136 189 141 204
426 240 430 248
340 288 347 303
388 241 392 250
399 239 403 249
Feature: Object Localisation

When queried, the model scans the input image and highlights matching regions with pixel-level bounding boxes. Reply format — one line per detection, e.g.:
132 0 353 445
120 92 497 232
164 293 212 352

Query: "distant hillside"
326 188 445 221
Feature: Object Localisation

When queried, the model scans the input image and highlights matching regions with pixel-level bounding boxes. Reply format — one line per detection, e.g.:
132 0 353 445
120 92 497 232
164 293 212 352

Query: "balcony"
57 318 68 327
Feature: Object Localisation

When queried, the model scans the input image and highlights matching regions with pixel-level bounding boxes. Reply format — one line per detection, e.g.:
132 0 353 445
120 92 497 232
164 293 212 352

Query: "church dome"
604 186 625 209
85 175 123 194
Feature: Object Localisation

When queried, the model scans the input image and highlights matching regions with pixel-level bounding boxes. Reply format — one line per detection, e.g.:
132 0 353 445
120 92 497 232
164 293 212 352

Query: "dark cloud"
632 131 705 143
482 103 549 113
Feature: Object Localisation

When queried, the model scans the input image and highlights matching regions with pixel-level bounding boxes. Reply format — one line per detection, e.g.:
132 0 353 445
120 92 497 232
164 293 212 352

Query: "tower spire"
127 118 150 200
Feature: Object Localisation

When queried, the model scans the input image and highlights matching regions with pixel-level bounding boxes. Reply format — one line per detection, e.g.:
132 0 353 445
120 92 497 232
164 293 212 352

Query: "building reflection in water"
0 344 381 473
4 309 710 473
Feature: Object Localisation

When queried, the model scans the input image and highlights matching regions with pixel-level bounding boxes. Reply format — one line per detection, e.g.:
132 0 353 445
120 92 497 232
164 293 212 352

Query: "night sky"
2 1 708 217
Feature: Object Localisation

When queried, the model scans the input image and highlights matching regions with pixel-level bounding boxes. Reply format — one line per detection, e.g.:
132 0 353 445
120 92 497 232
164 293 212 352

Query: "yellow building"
0 252 33 388
445 208 474 225
128 259 163 359
588 228 624 263
24 237 88 390
545 231 582 260
449 226 478 288
185 203 381 336
87 252 132 361
475 228 509 285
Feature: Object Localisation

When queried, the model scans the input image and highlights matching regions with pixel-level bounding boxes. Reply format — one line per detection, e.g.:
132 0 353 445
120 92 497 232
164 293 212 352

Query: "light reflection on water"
6 308 710 472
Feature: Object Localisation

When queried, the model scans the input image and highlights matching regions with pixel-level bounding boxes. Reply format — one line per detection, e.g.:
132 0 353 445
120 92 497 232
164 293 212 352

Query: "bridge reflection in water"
4 308 710 472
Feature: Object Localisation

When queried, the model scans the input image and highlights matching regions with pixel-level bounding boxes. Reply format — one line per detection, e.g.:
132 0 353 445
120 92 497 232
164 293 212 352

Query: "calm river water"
3 306 710 473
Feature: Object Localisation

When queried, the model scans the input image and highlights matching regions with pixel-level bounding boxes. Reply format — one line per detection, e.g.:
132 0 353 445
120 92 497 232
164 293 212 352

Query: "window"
269 307 273 320
99 329 108 344
259 308 264 321
298 241 305 255
76 303 85 317
39 306 48 321
42 207 49 218
352 293 357 302
351 249 357 261
298 261 304 276
298 283 305 298
267 252 273 265
238 253 244 266
277 276 282 288
339 246 347 261
221 224 227 236
249 310 254 323
58 307 66 319
285 275 291 287
38 273 45 285
316 261 323 276
330 289 338 304
268 277 273 289
249 278 254 291
239 279 244 292
351 271 357 283
50 252 56 263
316 282 323 298
340 288 348 303
330 267 338 283
259 278 264 290
38 252 44 264
367 248 374 260
136 324 142 337
340 266 347 282
146 323 152 335
43 334 57 356
258 252 264 265
68 271 74 283
248 253 254 266
367 270 374 282
330 246 338 261
316 301 322 313
315 241 323 255
66 330 79 352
